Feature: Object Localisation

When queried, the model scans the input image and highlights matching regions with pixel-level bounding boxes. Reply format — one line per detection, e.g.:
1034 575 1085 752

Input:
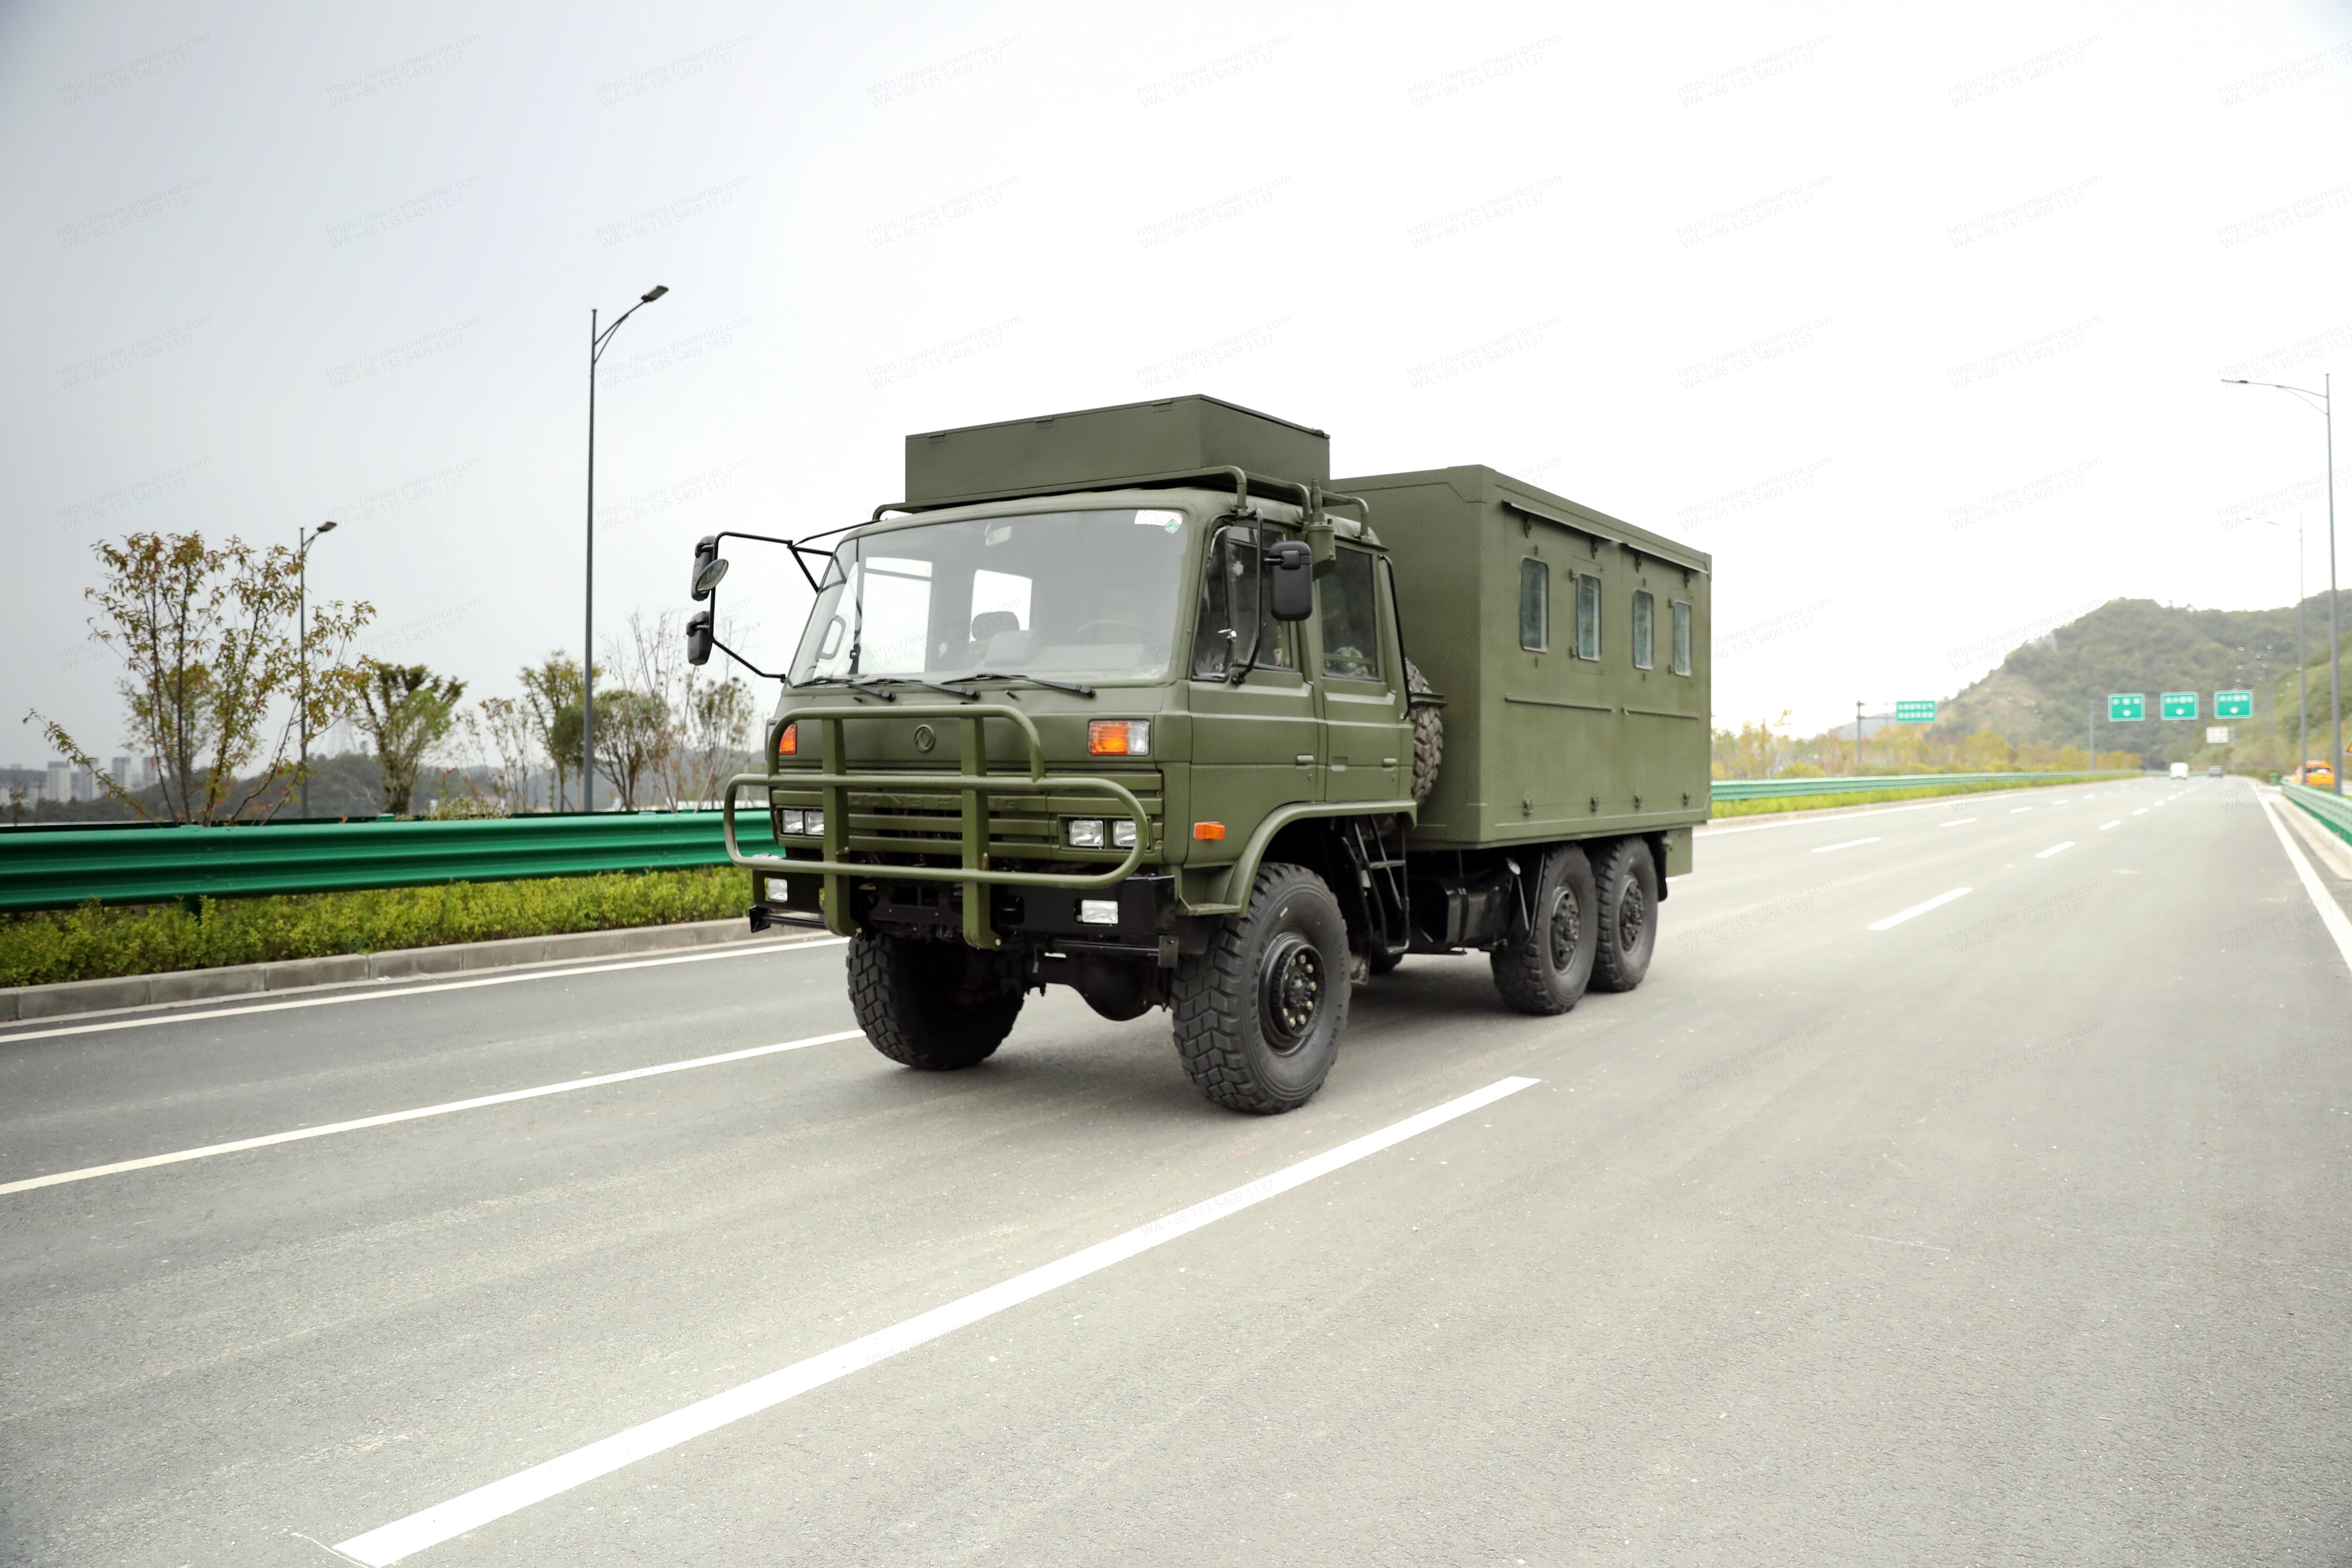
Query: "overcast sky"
5 0 2351 761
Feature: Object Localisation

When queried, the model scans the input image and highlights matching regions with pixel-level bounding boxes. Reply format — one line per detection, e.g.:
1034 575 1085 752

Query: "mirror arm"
710 632 789 682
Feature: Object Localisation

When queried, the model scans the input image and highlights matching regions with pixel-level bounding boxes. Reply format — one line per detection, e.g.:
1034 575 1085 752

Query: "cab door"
1185 523 1322 849
1311 543 1410 805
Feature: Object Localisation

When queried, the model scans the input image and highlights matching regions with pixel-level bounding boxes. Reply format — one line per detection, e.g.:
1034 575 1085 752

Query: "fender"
1178 798 1418 918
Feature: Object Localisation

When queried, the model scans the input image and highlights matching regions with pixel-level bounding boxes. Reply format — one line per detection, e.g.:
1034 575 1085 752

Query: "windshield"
791 507 1190 684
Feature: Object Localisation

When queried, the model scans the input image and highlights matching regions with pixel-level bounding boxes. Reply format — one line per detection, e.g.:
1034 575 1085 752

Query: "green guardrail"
0 812 738 913
2282 780 2352 846
1709 770 2136 803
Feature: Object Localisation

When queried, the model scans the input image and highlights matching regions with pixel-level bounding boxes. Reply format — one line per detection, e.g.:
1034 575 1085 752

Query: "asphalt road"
4 776 2349 1567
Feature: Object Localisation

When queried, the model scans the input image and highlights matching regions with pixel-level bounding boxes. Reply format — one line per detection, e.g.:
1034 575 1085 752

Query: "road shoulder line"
0 937 849 1047
2261 799 2352 975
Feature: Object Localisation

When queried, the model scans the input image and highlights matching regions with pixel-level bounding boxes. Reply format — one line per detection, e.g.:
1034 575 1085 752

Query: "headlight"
1066 818 1106 849
1078 899 1120 925
779 809 804 835
803 808 825 838
1112 819 1138 848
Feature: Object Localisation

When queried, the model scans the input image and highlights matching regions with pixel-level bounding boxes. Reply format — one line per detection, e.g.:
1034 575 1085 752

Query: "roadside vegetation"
1710 772 2126 819
0 867 743 989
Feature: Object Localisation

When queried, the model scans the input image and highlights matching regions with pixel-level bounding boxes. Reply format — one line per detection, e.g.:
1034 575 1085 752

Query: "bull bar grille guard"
720 702 1149 948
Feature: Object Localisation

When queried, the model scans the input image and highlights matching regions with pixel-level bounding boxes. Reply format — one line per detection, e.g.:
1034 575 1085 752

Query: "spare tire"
1406 659 1443 806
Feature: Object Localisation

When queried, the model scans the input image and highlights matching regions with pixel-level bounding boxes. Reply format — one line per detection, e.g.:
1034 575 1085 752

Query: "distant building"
136 756 159 790
111 756 132 786
70 764 95 802
46 761 68 802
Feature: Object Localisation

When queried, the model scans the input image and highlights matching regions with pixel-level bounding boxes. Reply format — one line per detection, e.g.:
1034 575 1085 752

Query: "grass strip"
1709 774 2122 819
0 866 745 989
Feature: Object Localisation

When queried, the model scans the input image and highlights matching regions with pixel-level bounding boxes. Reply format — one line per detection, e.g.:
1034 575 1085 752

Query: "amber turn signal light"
1087 719 1150 756
776 722 798 757
1192 821 1225 841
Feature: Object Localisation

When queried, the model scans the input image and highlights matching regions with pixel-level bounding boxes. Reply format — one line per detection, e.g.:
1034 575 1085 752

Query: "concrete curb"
1700 775 2143 833
0 915 836 1025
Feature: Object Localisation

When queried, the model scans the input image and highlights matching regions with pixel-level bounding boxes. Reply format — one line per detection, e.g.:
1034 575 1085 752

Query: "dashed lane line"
2099 821 2121 831
1813 838 1882 854
1867 888 1972 931
2035 842 2076 859
0 1029 866 1197
332 1074 1544 1567
1940 818 1976 828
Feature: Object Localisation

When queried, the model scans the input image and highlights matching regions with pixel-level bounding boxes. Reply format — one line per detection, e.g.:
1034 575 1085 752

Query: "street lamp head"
2222 378 2250 385
317 519 338 534
641 285 669 303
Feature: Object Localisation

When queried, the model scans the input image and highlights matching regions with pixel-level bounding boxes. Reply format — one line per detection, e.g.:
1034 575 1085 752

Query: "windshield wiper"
963 671 1096 697
874 676 981 700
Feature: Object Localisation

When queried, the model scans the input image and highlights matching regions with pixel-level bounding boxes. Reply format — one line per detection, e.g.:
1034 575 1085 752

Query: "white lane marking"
1867 888 1972 931
334 1074 1543 1566
2011 807 2031 813
1813 837 1882 853
2035 842 2075 858
2132 808 2147 816
2099 820 2121 831
0 937 849 1045
2260 800 2352 975
1940 818 1976 828
0 1030 865 1197
2054 798 2070 804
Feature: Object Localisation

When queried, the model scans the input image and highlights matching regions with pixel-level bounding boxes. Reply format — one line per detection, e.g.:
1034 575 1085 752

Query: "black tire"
1590 837 1659 993
1172 863 1349 1113
1406 659 1443 806
847 932 1023 1071
1490 845 1598 1015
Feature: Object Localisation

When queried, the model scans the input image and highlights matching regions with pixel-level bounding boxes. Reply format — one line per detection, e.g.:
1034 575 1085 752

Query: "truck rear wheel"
1172 863 1349 1113
1590 837 1659 993
847 932 1023 1071
1490 845 1598 1015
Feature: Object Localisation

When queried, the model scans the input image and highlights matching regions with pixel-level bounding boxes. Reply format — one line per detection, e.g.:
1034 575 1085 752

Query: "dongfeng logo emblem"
912 724 936 753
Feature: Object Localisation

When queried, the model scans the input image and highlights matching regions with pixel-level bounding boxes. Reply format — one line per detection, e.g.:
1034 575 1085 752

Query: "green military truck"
692 395 1709 1114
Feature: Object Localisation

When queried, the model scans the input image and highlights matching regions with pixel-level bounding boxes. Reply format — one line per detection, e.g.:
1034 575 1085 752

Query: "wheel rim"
1617 878 1647 954
1258 931 1326 1054
1545 887 1582 973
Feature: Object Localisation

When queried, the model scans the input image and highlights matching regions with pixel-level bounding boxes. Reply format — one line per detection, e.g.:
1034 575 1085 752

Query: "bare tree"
26 531 372 821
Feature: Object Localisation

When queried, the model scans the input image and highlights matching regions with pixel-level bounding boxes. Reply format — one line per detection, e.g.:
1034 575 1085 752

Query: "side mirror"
691 535 728 601
1268 539 1313 621
685 607 714 666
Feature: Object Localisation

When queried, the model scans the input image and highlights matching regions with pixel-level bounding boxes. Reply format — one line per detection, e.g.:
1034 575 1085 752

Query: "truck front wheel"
847 932 1023 1071
1172 863 1349 1113
1490 845 1598 1015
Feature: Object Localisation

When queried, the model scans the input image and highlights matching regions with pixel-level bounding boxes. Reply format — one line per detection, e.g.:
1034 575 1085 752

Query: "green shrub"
1710 774 2117 819
0 866 746 988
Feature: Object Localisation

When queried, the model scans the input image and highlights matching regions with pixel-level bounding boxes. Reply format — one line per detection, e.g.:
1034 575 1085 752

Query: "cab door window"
1192 525 1295 677
1319 546 1384 680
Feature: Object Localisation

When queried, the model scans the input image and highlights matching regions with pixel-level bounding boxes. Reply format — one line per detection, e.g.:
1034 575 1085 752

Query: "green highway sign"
2107 693 2144 722
2216 690 2253 719
2161 691 2199 720
1895 700 1937 723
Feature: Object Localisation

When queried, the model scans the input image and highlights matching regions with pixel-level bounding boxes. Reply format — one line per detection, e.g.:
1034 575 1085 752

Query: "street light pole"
584 284 670 812
2224 372 2340 794
297 520 339 818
